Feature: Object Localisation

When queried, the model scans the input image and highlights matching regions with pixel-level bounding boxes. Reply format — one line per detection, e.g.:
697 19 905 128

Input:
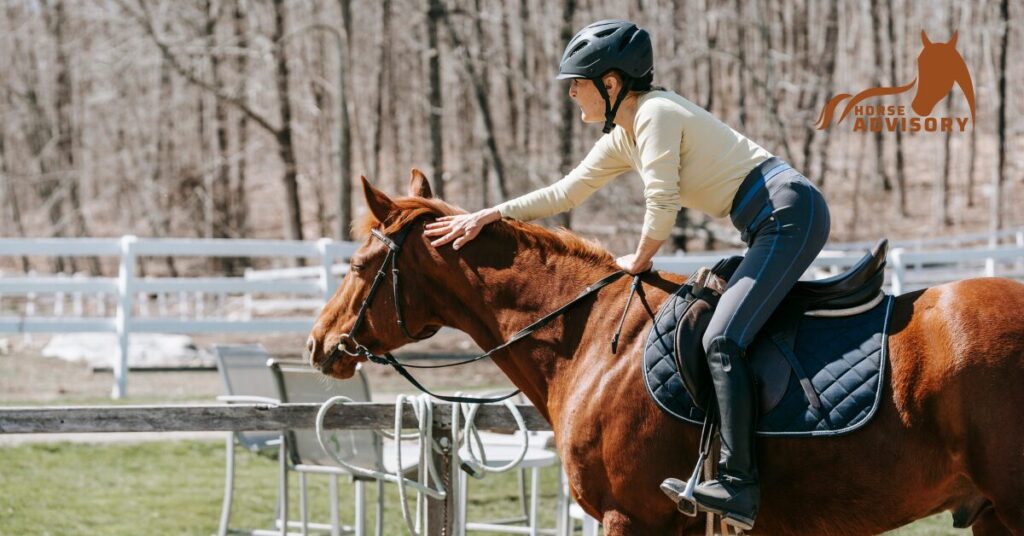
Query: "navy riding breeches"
702 157 831 352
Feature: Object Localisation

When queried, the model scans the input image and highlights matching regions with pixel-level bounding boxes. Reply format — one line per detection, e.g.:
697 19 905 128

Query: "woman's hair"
608 69 666 93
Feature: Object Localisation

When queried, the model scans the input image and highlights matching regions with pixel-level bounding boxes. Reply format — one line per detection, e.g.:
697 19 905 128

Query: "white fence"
0 236 357 398
2 233 1024 399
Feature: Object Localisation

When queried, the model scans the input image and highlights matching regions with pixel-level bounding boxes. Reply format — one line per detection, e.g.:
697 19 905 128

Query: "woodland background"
0 0 1020 275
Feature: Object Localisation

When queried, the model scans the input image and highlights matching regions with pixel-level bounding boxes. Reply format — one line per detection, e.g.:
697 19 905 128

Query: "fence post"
317 238 334 304
114 235 137 399
426 418 455 536
1016 232 1024 273
890 248 905 296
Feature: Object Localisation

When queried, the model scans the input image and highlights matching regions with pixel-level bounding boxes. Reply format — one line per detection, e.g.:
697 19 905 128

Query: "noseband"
318 217 634 404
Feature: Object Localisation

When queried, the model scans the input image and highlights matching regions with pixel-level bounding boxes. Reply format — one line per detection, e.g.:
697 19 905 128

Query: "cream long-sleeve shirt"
494 90 773 241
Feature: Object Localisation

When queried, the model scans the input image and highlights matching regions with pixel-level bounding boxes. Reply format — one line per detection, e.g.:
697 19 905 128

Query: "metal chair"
213 344 288 536
214 345 418 536
456 427 565 536
269 358 421 536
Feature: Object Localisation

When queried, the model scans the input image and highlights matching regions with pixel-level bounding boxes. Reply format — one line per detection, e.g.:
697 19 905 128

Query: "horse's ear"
409 168 434 199
948 30 958 48
361 176 397 223
921 30 932 47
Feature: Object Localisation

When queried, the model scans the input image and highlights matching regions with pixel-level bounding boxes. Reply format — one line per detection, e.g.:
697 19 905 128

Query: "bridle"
318 217 636 404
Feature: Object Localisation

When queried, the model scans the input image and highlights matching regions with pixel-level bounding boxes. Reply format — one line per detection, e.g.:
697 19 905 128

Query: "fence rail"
3 234 1024 398
0 402 549 434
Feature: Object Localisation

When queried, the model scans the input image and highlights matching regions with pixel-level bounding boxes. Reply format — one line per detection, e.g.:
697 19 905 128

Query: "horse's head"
912 31 975 123
307 169 455 379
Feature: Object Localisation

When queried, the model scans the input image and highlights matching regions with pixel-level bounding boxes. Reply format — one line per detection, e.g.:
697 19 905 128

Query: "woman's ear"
361 176 398 223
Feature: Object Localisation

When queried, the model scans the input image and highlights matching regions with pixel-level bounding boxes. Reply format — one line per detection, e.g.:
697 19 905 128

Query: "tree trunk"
555 0 577 230
886 0 908 215
735 0 748 129
49 0 100 274
0 98 31 272
272 0 304 242
992 0 1009 232
426 0 445 200
372 0 391 182
233 0 250 241
869 0 892 191
806 1 838 190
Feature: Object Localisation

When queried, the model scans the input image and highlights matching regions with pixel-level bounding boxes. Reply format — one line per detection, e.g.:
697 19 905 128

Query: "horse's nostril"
306 336 317 360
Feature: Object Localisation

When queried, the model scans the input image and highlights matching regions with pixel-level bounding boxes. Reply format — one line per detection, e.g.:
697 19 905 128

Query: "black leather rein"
318 218 633 404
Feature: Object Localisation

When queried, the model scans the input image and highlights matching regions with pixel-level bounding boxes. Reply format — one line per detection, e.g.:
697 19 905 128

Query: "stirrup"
664 410 718 516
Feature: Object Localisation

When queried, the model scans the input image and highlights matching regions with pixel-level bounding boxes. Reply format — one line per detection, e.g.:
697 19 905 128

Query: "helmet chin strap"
593 77 634 134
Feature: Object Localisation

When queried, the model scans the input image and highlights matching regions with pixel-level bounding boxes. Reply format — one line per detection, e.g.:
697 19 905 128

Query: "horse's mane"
354 196 616 267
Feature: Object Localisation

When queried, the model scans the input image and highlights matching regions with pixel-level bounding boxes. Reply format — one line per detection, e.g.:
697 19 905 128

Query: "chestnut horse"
307 171 1024 535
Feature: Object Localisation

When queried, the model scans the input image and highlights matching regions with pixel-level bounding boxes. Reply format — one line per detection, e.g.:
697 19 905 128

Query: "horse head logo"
816 31 975 129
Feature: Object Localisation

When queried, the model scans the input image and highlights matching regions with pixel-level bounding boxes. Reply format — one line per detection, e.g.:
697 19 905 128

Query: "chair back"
212 344 282 451
269 360 383 470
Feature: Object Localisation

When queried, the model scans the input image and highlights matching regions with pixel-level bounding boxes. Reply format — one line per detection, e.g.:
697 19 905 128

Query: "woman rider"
423 19 830 531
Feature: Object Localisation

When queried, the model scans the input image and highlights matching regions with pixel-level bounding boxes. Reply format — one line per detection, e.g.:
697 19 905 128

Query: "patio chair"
269 359 421 536
214 345 418 536
213 344 287 536
454 396 566 536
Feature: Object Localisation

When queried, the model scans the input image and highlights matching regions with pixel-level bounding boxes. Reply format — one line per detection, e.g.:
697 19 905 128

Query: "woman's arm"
615 100 685 274
494 133 631 222
427 133 631 251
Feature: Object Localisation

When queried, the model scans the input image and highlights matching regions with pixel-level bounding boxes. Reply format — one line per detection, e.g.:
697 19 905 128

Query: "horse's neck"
444 250 618 413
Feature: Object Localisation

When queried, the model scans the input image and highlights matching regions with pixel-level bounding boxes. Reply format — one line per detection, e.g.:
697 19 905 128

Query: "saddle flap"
747 337 793 414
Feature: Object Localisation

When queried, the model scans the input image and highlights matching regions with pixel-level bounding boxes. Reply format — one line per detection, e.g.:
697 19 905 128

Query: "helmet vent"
568 41 588 57
594 28 617 38
618 28 637 51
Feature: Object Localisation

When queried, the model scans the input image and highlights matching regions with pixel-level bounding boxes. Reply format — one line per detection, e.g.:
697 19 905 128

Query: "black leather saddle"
710 239 888 312
642 240 893 436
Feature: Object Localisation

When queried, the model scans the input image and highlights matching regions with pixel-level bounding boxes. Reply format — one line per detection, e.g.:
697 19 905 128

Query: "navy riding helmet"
558 20 653 133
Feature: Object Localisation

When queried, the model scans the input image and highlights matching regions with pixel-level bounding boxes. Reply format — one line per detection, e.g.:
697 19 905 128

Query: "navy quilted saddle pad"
643 288 895 437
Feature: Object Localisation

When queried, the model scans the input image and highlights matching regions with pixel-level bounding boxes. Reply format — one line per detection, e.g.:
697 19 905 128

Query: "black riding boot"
692 336 760 530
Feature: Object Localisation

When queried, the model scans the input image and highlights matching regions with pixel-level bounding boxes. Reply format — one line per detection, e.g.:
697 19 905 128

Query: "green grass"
0 441 967 535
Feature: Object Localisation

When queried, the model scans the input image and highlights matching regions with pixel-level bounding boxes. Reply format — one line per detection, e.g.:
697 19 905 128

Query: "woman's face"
568 75 619 124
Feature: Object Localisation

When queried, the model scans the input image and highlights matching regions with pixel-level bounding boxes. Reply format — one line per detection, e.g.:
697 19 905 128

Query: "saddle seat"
789 239 888 310
712 239 888 312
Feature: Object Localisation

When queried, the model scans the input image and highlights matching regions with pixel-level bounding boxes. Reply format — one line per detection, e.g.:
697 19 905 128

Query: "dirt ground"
0 329 512 405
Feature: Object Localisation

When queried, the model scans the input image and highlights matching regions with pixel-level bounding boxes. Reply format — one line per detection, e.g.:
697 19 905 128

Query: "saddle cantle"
643 239 894 437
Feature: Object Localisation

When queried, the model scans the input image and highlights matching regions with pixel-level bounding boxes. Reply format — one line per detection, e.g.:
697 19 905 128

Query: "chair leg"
374 479 384 536
279 435 289 536
354 480 366 536
529 467 540 536
458 470 468 536
299 472 309 536
329 474 340 536
218 432 235 536
517 468 529 520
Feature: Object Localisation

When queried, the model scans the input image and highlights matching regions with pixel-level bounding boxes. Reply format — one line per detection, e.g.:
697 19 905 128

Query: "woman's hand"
616 253 653 275
424 208 502 250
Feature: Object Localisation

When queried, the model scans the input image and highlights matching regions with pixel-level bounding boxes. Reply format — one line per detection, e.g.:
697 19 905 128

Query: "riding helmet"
557 20 653 81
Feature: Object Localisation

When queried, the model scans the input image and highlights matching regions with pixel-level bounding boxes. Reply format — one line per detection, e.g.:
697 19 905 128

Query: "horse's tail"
815 93 852 129
836 79 918 123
